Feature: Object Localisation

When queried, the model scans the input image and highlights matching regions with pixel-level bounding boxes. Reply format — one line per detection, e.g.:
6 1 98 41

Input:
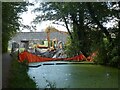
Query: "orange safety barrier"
18 51 86 63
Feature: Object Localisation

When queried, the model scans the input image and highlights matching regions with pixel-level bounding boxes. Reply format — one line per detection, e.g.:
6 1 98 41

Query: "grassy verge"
8 53 37 88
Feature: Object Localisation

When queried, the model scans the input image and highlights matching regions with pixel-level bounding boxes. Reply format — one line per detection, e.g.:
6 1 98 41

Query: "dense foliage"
2 2 28 53
33 2 120 68
8 54 36 88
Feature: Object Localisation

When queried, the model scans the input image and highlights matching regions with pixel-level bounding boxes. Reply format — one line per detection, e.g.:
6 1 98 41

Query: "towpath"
2 53 12 88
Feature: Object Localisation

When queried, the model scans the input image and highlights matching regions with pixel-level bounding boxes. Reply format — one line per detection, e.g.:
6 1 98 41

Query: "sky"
20 2 69 32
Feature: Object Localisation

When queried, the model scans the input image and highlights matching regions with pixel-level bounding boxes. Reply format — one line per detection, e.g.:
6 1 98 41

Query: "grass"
8 53 37 88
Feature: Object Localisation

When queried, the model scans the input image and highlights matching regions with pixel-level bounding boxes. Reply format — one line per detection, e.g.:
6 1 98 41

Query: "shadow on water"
27 61 119 88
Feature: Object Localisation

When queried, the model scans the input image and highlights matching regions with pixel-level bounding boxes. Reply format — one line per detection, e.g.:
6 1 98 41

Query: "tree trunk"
63 16 73 40
86 3 112 41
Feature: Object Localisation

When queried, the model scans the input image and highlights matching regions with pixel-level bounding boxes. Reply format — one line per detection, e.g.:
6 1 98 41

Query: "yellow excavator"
45 26 68 50
36 26 68 51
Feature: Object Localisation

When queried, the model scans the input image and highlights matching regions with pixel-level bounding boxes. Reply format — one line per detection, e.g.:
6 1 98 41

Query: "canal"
28 61 119 88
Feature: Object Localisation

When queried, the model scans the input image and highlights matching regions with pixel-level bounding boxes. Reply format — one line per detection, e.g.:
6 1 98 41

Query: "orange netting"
18 51 86 63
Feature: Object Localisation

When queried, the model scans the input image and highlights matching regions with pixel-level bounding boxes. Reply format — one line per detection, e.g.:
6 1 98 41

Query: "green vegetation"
2 2 30 53
2 2 119 68
93 37 120 68
8 54 37 88
32 2 120 68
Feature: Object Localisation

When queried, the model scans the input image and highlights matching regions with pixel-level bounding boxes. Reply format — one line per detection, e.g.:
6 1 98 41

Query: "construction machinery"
45 26 68 49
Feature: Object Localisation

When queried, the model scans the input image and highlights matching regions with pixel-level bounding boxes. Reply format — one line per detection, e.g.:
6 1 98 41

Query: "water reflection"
28 61 119 88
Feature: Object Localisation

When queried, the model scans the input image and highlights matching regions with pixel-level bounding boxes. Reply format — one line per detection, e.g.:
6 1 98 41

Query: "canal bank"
4 54 37 88
28 61 119 88
28 61 94 67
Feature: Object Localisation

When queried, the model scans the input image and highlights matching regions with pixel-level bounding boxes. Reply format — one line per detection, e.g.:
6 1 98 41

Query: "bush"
109 56 120 67
8 56 37 88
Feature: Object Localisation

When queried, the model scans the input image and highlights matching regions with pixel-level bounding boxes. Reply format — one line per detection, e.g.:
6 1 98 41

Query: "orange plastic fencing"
18 51 86 63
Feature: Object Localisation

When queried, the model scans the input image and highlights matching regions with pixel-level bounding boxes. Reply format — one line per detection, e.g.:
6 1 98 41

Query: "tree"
32 2 120 66
2 2 29 53
87 2 120 66
33 2 93 56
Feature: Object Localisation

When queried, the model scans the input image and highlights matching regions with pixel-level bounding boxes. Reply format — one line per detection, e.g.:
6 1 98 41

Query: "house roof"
10 32 68 43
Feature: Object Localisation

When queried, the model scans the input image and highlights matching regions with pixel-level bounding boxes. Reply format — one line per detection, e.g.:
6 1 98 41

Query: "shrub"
8 56 36 88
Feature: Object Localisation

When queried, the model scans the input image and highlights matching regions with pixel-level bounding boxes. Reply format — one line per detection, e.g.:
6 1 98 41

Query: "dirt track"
2 53 12 88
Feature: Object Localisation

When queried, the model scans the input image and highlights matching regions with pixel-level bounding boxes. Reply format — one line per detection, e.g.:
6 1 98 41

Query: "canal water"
28 61 119 88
